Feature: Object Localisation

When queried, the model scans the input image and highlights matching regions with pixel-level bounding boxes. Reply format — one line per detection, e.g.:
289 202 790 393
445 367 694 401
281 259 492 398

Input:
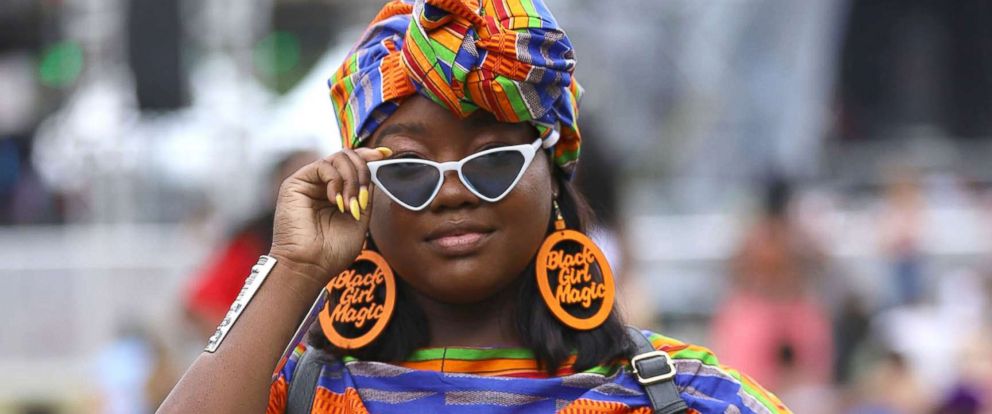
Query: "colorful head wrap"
328 0 583 175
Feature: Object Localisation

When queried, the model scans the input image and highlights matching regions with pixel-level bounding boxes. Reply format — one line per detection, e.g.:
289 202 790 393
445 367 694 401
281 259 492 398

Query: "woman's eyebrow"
372 122 429 146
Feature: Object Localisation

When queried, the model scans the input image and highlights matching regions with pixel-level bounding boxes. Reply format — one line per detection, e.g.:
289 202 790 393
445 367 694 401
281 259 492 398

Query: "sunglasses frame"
367 138 544 211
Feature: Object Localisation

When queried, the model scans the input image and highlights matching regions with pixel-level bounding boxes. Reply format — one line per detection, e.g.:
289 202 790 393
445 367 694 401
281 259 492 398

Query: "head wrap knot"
328 0 583 175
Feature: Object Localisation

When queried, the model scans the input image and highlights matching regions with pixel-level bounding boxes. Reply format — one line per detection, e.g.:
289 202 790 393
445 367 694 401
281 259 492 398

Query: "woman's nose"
428 170 480 211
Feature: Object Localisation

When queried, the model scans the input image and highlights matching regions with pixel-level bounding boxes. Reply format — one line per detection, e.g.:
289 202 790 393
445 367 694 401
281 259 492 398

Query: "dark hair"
308 166 634 375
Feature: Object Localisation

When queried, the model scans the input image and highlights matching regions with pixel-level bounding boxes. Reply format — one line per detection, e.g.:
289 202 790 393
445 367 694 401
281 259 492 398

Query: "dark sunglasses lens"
462 150 526 199
375 163 440 207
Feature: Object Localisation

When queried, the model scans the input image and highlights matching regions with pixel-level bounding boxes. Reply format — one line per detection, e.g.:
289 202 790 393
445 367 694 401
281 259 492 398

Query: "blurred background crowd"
2 0 991 413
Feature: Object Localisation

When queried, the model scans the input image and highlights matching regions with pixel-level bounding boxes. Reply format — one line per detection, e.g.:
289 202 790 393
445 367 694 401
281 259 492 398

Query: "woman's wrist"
266 253 333 299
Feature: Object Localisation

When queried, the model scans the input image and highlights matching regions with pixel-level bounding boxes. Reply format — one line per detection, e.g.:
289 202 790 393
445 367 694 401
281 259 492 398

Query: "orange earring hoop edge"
319 249 397 350
535 200 616 331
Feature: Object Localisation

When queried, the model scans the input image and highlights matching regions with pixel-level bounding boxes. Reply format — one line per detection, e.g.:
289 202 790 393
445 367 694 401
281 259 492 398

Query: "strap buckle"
631 350 676 385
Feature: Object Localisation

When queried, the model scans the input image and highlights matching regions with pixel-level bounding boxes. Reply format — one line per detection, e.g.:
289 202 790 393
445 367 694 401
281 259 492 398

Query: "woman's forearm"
158 258 326 413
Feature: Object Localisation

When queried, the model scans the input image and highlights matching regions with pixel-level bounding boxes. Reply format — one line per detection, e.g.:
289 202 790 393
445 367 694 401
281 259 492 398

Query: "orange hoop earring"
318 240 396 350
535 199 616 330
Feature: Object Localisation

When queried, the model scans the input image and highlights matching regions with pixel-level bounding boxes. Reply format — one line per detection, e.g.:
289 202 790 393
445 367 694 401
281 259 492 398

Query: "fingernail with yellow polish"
350 198 360 221
359 186 369 210
335 194 345 213
376 147 393 157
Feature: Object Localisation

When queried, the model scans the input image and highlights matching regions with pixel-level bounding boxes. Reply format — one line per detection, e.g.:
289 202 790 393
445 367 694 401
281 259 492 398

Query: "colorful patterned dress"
267 330 791 413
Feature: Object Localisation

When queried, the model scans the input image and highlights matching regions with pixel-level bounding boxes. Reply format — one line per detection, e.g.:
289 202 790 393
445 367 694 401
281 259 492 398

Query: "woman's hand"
160 147 391 414
268 147 392 288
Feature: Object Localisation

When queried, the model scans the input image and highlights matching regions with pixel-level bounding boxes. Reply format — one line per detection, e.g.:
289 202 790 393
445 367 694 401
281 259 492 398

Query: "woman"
160 1 791 413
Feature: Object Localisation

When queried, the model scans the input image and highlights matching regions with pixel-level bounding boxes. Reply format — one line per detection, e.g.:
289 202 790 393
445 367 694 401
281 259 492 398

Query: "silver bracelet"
204 255 278 353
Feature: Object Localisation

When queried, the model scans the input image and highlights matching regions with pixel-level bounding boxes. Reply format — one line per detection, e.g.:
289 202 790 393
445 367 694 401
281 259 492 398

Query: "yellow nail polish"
350 198 360 221
335 194 345 213
359 186 369 210
376 147 393 157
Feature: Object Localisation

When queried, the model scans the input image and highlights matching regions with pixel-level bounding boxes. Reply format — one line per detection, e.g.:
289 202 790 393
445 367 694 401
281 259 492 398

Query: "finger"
282 159 339 206
341 149 372 211
315 158 345 213
298 157 345 212
358 182 375 226
353 147 391 213
354 146 393 162
331 154 361 221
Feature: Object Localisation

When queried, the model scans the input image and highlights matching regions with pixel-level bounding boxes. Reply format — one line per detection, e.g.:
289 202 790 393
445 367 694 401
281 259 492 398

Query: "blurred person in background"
710 177 834 393
863 175 992 412
160 1 790 412
879 163 926 308
184 150 319 338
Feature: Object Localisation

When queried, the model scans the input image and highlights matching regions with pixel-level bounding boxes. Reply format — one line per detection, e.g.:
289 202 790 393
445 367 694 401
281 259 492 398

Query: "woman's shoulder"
635 328 792 414
636 329 719 364
270 332 792 414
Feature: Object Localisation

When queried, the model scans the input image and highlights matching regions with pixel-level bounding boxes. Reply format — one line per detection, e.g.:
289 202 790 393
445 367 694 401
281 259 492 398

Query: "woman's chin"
410 273 518 305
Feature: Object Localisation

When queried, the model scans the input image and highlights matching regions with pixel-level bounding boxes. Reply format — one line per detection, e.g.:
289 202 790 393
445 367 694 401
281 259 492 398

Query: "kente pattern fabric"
267 330 792 413
328 0 583 175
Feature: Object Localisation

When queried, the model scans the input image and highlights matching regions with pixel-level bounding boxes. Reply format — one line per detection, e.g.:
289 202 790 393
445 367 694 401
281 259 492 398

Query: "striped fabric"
328 0 583 175
267 330 792 413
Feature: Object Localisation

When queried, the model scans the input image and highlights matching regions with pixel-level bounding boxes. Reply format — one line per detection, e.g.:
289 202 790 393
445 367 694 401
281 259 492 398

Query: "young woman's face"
368 95 555 304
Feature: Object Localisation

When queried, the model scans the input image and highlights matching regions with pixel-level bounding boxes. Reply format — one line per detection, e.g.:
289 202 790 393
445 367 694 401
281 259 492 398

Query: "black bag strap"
286 346 323 414
626 326 689 414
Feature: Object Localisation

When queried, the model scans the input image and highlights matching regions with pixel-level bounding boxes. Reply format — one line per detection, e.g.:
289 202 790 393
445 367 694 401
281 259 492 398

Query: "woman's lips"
427 231 492 256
